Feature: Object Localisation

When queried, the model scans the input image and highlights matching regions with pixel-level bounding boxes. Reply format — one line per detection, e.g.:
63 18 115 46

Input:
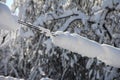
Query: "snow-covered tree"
0 0 120 80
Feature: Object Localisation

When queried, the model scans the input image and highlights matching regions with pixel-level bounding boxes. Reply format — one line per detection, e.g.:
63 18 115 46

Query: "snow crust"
52 31 120 68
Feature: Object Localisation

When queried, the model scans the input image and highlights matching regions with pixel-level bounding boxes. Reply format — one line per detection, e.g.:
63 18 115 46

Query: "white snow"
0 75 24 80
86 58 94 69
0 2 18 31
40 77 53 80
43 39 53 53
18 27 34 39
102 0 120 9
0 30 17 49
34 8 87 31
51 31 120 68
102 0 113 9
113 0 120 5
58 12 88 31
38 67 45 76
90 10 104 23
116 4 120 10
92 6 101 13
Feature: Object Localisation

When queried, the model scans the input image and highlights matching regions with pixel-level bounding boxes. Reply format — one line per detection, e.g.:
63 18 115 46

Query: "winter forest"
0 0 120 80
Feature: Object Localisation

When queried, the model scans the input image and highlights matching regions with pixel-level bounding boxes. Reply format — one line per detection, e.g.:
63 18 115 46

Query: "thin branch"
18 20 52 37
61 66 70 80
50 13 79 21
9 63 19 78
18 20 43 32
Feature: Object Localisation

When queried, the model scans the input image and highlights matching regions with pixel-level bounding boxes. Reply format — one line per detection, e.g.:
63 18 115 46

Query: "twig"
51 13 79 21
9 62 19 78
18 20 52 37
61 66 70 80
18 20 43 32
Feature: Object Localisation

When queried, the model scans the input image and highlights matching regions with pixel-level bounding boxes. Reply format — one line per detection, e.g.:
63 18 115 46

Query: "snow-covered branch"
33 8 85 26
52 31 120 68
0 2 18 31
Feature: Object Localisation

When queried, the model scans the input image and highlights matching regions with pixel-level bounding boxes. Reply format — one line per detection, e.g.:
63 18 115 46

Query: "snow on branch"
102 0 120 10
33 8 86 26
52 31 120 68
18 19 120 68
18 20 52 37
0 2 18 31
58 14 87 31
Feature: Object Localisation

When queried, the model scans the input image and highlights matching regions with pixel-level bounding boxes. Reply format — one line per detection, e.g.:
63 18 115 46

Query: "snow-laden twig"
18 20 52 37
48 8 83 20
